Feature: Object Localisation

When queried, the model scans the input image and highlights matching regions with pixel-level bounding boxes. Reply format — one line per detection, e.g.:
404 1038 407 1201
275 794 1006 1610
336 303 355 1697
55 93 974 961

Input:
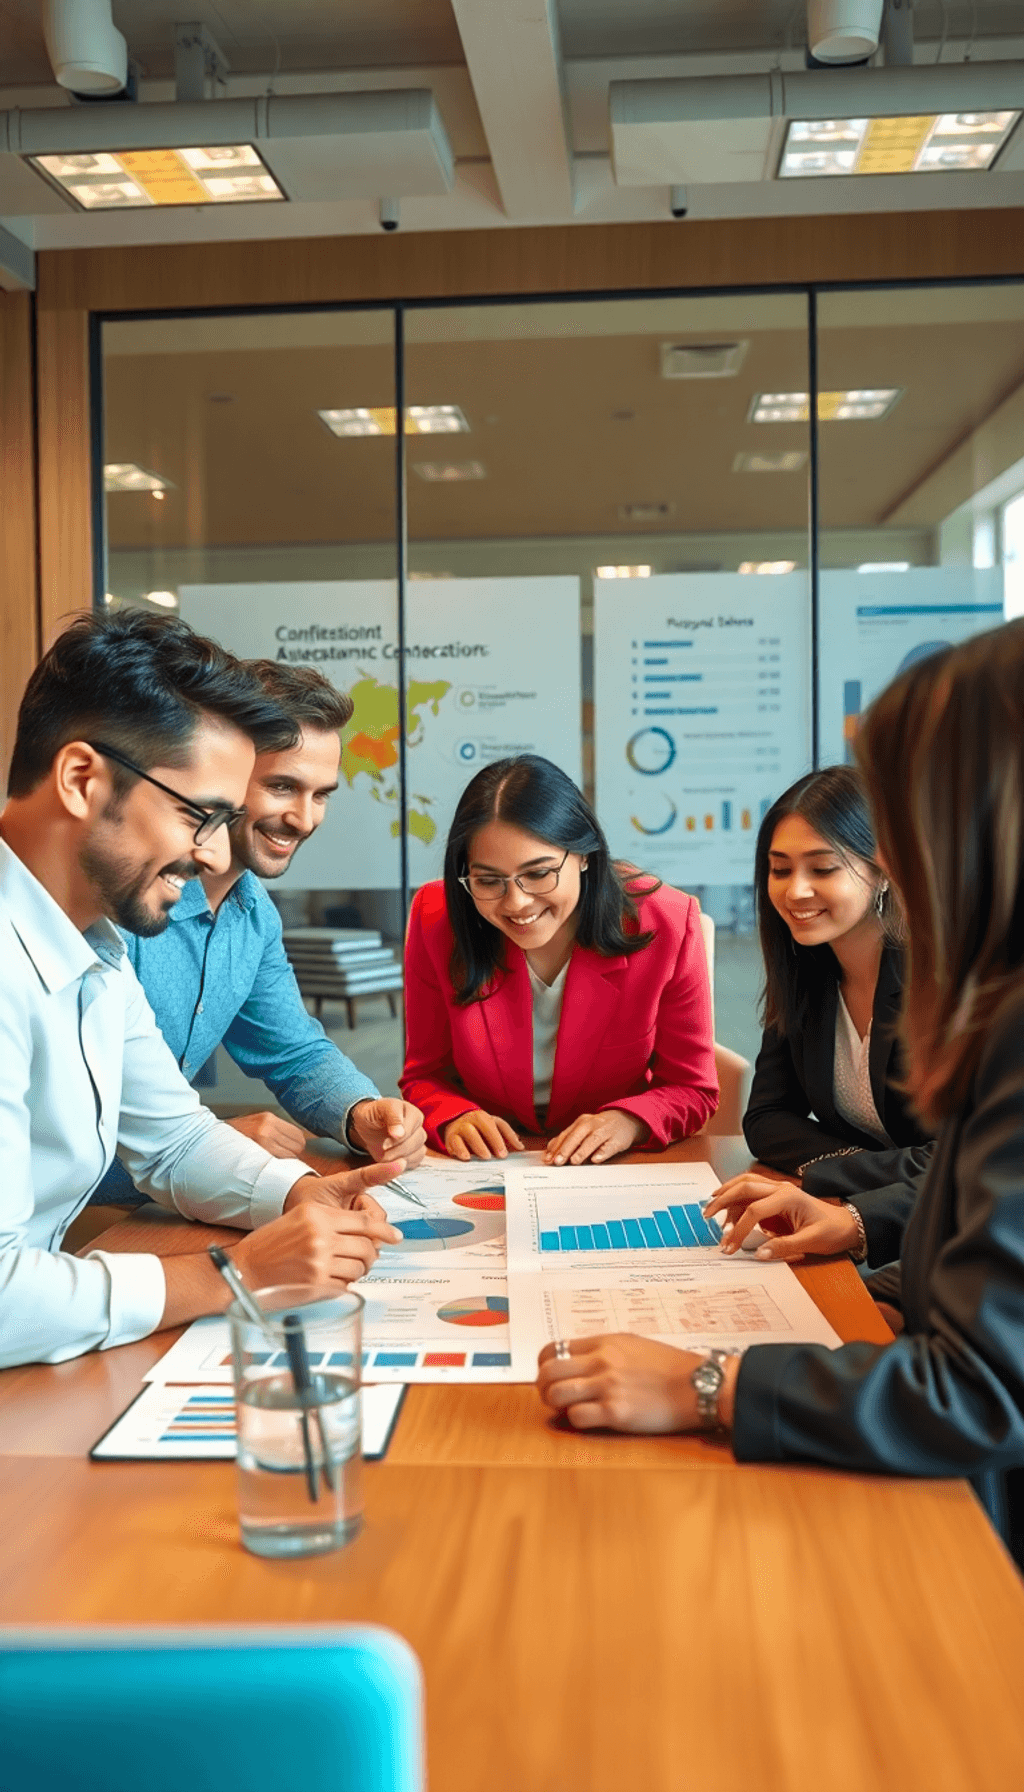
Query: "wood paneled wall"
16 206 1024 724
1 291 38 790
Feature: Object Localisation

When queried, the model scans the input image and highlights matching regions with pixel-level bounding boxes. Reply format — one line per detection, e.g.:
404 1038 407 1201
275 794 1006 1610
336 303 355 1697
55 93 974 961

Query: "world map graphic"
340 673 452 844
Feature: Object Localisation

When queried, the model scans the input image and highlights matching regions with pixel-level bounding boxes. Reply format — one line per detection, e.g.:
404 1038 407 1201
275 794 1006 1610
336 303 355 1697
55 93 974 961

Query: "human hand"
348 1097 427 1168
227 1111 307 1159
231 1200 399 1293
543 1109 647 1166
706 1180 860 1263
537 1334 739 1433
443 1110 524 1160
284 1158 407 1230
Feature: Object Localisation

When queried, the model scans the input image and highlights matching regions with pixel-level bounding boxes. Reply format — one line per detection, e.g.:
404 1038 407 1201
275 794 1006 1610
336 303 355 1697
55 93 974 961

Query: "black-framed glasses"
459 847 571 902
89 741 247 846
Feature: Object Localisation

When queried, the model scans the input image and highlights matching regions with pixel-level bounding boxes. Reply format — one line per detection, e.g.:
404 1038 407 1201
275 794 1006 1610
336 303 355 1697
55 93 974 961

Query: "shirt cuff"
91 1250 167 1349
249 1155 312 1228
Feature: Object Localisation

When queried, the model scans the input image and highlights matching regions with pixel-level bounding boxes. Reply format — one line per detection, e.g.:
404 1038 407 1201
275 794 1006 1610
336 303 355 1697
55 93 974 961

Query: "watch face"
692 1362 723 1397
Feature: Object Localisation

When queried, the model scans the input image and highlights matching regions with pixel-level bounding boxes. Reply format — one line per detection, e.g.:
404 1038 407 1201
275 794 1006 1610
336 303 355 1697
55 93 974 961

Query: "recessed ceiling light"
596 565 653 579
857 561 911 572
145 590 178 608
318 405 469 438
103 463 173 493
412 461 486 482
31 146 284 209
750 389 901 422
660 342 749 379
738 560 798 574
779 111 1018 178
732 451 808 473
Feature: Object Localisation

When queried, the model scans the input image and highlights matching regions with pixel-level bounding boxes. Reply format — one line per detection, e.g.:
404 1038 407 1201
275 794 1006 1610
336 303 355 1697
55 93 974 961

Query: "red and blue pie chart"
436 1295 510 1328
452 1187 505 1212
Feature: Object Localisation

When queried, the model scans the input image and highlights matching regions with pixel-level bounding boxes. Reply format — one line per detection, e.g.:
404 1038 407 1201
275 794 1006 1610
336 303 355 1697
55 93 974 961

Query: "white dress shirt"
0 838 309 1368
526 956 569 1117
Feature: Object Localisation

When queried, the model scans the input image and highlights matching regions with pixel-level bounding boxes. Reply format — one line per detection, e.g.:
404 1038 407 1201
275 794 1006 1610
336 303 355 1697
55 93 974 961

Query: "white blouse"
833 991 891 1145
527 957 570 1116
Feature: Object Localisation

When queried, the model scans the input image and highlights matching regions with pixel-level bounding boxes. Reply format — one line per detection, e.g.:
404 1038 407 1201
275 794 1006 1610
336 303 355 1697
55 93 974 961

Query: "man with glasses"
0 609 402 1369
92 659 426 1217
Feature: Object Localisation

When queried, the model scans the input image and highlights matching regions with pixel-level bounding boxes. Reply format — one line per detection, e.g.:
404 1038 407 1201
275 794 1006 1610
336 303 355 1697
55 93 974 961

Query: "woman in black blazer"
739 768 932 1263
537 620 1024 1561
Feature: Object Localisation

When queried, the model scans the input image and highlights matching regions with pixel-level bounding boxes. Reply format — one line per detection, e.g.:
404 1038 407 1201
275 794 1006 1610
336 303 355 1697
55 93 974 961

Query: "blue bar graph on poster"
539 1202 721 1252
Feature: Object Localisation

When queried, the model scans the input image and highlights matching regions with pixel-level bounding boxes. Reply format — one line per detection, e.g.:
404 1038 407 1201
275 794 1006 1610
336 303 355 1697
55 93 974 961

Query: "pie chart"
452 1188 505 1212
437 1295 510 1328
395 1216 474 1249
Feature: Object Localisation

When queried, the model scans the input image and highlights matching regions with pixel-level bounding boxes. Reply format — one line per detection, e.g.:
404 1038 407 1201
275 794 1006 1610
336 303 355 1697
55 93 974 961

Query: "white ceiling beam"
449 0 574 219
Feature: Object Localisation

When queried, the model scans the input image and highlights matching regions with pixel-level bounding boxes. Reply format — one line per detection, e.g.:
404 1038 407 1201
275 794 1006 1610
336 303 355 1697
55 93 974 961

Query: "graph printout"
91 1382 404 1461
594 574 811 885
503 1161 841 1376
145 1268 514 1387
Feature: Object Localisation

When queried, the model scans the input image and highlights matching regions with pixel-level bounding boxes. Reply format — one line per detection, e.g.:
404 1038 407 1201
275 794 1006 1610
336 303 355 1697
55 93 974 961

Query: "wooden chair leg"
346 997 355 1030
387 993 398 1018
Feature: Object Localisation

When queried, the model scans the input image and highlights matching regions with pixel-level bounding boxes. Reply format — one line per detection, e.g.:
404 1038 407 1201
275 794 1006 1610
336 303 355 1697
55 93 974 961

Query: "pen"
207 1246 278 1342
283 1311 322 1505
388 1177 429 1209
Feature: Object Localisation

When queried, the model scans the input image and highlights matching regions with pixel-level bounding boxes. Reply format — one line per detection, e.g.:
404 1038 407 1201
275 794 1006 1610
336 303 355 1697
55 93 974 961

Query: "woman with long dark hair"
722 766 932 1265
538 621 1024 1561
400 754 717 1162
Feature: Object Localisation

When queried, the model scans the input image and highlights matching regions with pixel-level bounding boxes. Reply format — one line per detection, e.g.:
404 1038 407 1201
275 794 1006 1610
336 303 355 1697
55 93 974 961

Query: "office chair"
697 909 752 1136
0 1623 424 1792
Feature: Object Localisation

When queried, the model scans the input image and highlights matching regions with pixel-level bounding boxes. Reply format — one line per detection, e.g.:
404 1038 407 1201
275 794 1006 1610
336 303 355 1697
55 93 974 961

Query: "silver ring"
554 1339 572 1361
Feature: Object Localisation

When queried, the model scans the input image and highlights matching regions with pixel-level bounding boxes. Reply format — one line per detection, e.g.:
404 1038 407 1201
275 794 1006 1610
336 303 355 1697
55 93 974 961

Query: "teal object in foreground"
0 1624 424 1792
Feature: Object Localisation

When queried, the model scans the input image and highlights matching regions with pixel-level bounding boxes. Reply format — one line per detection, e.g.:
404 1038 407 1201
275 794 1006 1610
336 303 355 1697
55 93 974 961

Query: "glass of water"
228 1285 364 1560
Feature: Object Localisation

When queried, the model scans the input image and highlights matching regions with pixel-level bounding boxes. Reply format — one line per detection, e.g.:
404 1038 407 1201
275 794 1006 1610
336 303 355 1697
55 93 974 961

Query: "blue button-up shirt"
93 873 379 1203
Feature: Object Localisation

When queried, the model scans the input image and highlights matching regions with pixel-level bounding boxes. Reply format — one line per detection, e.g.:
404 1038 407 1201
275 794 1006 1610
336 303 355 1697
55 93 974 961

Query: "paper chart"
91 1382 405 1461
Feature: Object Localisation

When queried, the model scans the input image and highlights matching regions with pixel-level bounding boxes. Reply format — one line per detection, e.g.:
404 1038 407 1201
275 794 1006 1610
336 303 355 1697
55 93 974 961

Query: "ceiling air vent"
620 501 676 522
660 341 748 380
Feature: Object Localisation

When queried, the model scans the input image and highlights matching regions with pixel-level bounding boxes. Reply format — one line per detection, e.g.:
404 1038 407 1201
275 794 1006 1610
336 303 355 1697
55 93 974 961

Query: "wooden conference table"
3 1136 1024 1792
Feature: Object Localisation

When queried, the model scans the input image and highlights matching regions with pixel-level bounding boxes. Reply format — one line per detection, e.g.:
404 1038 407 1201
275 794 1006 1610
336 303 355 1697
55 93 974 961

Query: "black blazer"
733 984 1024 1556
743 947 931 1175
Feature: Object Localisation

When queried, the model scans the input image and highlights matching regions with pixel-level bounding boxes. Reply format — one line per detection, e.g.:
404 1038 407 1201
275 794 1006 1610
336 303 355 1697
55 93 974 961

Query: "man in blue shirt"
96 660 424 1206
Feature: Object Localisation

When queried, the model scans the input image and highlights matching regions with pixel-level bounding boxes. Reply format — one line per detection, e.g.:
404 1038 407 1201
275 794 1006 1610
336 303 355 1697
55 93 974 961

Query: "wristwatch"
691 1349 731 1429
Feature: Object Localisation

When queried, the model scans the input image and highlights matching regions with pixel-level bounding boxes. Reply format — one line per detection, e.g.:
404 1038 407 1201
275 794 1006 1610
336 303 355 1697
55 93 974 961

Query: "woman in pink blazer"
401 755 718 1164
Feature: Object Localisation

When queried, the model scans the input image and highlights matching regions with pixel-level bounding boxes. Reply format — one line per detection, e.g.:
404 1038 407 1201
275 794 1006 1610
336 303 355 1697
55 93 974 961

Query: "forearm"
602 1079 718 1146
255 1046 379 1141
159 1250 234 1330
120 1108 308 1230
743 1105 855 1176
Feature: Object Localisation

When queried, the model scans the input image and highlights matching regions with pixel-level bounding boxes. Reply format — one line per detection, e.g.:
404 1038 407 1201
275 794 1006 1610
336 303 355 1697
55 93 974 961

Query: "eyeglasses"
459 847 571 902
89 741 247 846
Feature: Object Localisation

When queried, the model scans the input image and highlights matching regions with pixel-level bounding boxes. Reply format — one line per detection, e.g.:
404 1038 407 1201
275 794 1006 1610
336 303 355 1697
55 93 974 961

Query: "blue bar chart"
539 1202 720 1253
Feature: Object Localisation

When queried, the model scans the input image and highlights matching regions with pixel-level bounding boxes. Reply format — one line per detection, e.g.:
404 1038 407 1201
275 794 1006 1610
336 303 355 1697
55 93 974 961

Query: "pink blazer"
400 879 718 1149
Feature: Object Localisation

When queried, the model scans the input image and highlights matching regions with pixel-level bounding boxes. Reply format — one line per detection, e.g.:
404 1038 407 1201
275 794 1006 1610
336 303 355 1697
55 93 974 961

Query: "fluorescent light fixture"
595 565 653 579
750 389 901 423
31 145 283 210
103 463 172 493
857 561 911 572
412 461 486 482
738 560 798 575
145 590 179 608
318 405 469 438
732 450 808 474
779 111 1018 178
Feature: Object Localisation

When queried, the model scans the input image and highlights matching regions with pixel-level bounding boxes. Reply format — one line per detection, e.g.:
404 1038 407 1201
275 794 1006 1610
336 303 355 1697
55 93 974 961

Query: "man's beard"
79 839 194 938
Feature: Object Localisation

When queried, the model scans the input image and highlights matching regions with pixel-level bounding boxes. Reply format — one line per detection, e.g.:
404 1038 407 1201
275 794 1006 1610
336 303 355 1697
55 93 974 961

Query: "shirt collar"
165 870 260 923
0 836 124 993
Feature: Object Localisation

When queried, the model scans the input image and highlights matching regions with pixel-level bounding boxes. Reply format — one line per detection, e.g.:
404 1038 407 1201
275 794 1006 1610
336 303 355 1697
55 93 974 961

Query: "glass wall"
99 279 1024 1092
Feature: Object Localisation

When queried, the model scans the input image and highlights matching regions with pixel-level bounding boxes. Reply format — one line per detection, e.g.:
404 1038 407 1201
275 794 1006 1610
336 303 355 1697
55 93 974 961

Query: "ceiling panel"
557 0 1023 59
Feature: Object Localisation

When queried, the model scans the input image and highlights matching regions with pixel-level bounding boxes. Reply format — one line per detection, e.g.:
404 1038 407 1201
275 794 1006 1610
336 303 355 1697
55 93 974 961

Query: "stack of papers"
144 1157 840 1390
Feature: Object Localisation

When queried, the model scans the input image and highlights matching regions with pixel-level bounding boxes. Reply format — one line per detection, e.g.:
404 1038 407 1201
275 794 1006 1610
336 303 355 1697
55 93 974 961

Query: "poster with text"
179 579 582 889
817 569 1005 768
594 574 812 885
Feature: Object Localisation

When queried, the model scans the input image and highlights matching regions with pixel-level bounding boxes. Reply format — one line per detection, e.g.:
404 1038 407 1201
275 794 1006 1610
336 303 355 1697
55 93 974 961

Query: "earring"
875 880 889 919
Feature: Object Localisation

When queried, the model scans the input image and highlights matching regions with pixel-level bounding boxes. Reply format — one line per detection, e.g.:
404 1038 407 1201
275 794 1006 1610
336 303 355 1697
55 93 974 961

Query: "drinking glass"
228 1285 364 1559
